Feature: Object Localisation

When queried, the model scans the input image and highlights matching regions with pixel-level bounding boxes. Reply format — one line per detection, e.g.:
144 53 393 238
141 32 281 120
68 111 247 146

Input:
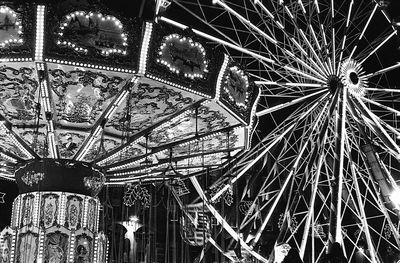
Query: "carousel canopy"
0 2 259 185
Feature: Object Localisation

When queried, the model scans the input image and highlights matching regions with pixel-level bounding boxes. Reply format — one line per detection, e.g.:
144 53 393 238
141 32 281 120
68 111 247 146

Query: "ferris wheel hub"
327 75 343 94
340 59 368 97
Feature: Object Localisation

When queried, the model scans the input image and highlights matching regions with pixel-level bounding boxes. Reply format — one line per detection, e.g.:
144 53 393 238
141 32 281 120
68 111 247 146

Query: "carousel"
0 0 258 262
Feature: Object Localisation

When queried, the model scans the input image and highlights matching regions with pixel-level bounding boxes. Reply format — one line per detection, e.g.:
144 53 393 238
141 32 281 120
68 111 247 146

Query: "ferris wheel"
160 0 400 262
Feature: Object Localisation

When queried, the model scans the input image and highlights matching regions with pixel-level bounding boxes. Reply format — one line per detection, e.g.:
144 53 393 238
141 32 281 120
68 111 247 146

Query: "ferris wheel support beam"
328 86 347 250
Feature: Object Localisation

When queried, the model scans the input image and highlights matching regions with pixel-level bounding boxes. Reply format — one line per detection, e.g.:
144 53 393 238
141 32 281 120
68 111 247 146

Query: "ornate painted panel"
107 83 195 134
86 199 97 232
48 69 123 125
0 231 12 263
157 34 208 79
82 137 120 163
44 231 69 263
0 6 23 49
0 66 38 123
40 194 59 228
65 196 83 230
20 194 34 227
57 11 127 56
57 132 87 159
16 231 38 263
74 234 92 263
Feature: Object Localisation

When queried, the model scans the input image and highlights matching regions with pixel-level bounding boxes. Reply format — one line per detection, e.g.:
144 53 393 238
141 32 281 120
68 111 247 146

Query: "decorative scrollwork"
21 171 44 186
123 184 151 208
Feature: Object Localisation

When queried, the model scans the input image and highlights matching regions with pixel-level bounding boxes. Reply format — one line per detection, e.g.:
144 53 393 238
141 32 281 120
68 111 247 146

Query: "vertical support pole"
328 86 347 254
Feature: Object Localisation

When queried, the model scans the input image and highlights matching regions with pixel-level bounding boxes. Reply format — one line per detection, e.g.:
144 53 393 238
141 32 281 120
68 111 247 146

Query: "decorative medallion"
223 66 249 108
157 34 208 79
0 6 23 48
83 172 105 196
21 171 44 186
57 11 127 56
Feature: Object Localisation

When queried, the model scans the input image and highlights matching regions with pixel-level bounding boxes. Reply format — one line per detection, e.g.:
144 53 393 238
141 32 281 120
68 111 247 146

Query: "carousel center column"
4 159 108 263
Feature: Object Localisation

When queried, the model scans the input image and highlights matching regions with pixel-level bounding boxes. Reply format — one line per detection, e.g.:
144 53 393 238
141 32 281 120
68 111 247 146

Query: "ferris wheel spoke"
359 30 397 65
171 1 242 47
212 94 329 199
353 97 400 158
355 150 400 248
364 87 400 93
250 98 333 247
256 90 327 117
159 16 274 64
349 3 378 60
215 0 328 82
265 2 330 77
238 98 331 230
345 137 379 263
337 0 354 73
365 62 400 79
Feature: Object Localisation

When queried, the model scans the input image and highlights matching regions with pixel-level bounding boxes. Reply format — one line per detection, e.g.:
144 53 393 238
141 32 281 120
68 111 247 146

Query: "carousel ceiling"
0 2 259 184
